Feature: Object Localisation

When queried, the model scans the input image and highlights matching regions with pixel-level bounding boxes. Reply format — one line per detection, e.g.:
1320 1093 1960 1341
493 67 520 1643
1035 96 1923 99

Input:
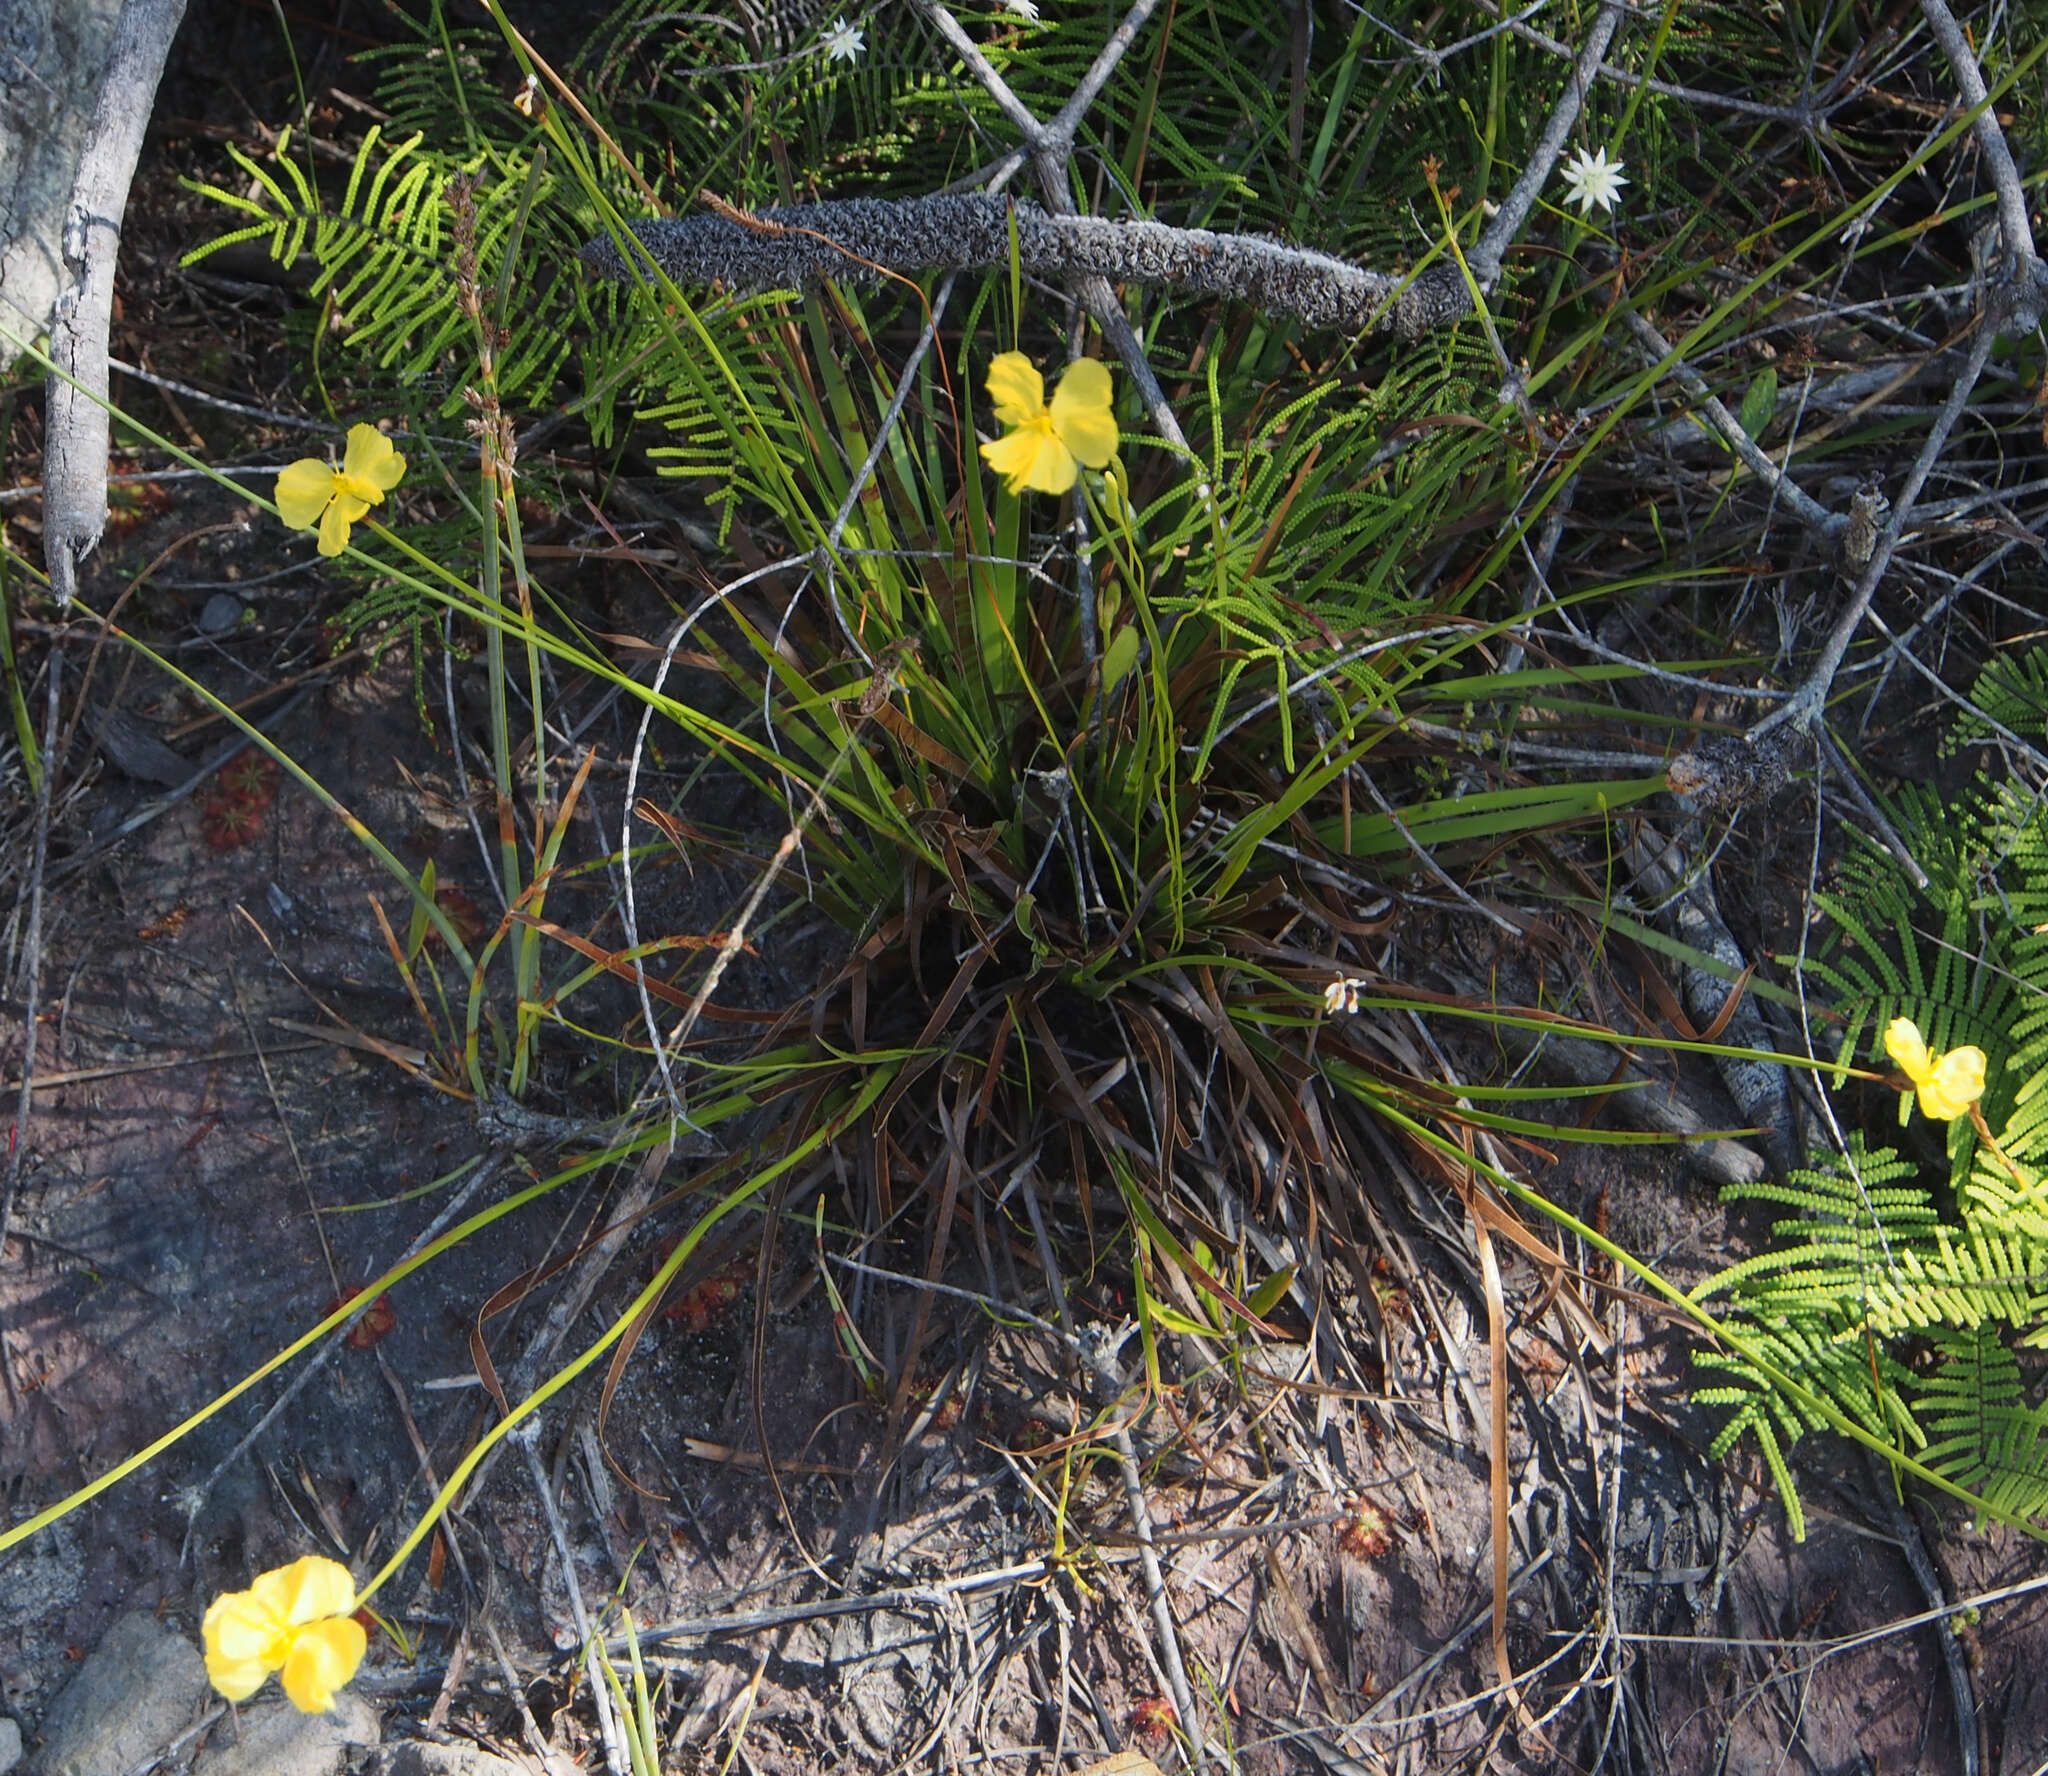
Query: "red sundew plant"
218 753 279 808
200 795 263 849
1129 1696 1177 1742
1339 1498 1395 1561
661 1257 748 1331
432 884 488 949
326 1287 399 1350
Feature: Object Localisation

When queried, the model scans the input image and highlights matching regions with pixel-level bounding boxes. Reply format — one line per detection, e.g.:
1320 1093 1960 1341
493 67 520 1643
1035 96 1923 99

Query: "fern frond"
1860 1223 2048 1337
1694 1140 1934 1303
1803 780 2023 1157
1918 1325 2048 1523
1947 642 2048 755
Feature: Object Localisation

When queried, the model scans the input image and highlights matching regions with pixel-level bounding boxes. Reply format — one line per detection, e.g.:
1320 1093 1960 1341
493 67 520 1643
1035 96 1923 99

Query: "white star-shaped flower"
1001 0 1042 18
1559 146 1628 216
820 15 865 61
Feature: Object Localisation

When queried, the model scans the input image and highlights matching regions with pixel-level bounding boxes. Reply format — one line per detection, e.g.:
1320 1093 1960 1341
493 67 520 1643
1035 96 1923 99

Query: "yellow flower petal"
342 424 405 493
984 352 1048 429
271 1556 358 1625
279 1617 367 1713
204 1649 275 1702
276 460 338 531
1047 358 1116 468
317 501 355 557
1918 1046 1986 1123
981 418 1077 495
1883 1017 1934 1087
203 1589 289 1699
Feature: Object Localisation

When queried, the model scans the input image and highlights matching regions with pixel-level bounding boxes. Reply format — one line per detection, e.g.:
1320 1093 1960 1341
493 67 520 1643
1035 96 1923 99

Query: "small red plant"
1129 1696 1177 1742
218 753 278 808
433 884 489 948
1339 1498 1394 1561
327 1286 399 1350
662 1257 748 1331
200 795 263 848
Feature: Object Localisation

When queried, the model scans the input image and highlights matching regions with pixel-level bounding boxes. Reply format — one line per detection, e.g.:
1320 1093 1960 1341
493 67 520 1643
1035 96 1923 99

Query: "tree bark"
0 0 124 370
39 0 188 605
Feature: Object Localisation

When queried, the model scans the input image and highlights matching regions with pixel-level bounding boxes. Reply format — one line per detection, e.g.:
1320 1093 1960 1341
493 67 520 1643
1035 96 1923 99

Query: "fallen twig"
1751 320 1997 738
584 194 1425 335
1915 0 2048 332
1618 307 1846 543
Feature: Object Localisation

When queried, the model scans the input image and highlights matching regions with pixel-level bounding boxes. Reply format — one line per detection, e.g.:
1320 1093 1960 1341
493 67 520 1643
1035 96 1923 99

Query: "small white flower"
820 15 865 61
1559 145 1628 216
1322 978 1362 1017
1000 0 1041 18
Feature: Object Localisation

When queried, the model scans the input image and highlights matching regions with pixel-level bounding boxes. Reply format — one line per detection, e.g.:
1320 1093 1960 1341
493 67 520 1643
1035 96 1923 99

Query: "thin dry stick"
1863 1449 1981 1776
1083 1343 1211 1767
1476 0 1845 124
1016 1166 1209 1764
614 552 805 1123
1915 0 2047 330
1464 0 1627 294
908 0 1205 465
1618 307 1844 541
1751 320 1998 738
520 1437 632 1776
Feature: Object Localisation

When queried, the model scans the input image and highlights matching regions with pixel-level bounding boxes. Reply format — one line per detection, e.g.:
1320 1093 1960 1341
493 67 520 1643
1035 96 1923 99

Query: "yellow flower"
1883 1016 1987 1123
203 1556 367 1712
978 352 1117 495
276 424 406 556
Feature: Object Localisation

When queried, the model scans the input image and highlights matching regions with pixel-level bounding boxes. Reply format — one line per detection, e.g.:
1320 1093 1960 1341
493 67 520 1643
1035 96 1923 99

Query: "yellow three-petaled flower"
275 424 406 557
1883 1016 1986 1124
202 1555 367 1713
978 352 1118 496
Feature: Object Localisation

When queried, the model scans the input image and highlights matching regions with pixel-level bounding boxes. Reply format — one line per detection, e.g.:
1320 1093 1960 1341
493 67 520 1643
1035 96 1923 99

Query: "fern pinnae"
1917 1325 2048 1523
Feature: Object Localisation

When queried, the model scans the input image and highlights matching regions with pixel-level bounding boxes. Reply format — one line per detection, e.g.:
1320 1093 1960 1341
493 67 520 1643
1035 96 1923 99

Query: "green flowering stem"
1359 1089 2048 1543
0 1123 697 1558
351 1066 896 1609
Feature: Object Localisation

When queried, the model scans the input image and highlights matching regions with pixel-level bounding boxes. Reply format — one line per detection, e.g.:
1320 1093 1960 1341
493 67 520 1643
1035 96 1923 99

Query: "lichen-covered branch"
582 194 1469 338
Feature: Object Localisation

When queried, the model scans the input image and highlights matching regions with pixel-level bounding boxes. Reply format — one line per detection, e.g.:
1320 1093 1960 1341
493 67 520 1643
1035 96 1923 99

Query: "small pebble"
199 594 247 636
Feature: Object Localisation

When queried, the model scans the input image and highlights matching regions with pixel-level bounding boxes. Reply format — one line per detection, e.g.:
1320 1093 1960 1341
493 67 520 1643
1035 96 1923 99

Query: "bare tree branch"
583 195 1428 333
1617 307 1846 542
1916 0 2048 332
1751 319 1999 738
1463 0 1627 292
909 0 1200 465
